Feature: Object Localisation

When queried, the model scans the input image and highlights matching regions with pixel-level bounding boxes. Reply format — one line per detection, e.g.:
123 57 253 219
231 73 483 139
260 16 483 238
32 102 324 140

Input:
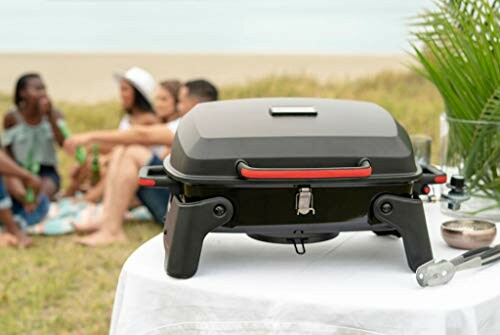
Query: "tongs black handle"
451 245 499 268
480 244 500 265
461 246 492 259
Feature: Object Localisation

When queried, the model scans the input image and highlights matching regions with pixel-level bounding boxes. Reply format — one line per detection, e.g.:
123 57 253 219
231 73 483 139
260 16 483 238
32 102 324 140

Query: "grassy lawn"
0 71 442 334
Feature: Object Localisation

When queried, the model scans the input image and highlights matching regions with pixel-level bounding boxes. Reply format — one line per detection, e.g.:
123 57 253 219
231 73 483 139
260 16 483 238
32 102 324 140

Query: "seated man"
0 150 42 247
64 79 218 246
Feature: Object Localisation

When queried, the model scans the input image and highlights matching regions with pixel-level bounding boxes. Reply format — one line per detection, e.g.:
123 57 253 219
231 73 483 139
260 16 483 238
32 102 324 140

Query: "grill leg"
373 229 401 238
163 195 234 279
373 194 433 272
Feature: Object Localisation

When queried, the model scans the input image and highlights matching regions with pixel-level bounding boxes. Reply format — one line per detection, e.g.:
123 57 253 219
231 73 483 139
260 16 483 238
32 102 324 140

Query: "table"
110 203 500 335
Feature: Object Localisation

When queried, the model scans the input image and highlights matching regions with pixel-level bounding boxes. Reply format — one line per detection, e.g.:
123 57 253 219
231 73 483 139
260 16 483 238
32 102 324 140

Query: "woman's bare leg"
83 176 106 203
73 146 126 233
40 177 58 200
6 173 57 202
75 145 152 246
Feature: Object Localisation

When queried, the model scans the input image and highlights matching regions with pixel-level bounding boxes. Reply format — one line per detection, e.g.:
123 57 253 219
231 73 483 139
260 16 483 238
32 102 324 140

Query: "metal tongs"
416 244 500 287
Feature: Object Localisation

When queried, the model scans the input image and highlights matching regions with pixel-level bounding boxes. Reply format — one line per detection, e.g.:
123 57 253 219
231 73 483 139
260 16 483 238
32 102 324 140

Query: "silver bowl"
441 219 497 250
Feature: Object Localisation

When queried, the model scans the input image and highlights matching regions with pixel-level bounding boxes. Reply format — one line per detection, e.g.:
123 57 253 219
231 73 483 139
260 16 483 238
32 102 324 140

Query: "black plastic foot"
373 230 402 238
373 194 433 272
163 196 234 279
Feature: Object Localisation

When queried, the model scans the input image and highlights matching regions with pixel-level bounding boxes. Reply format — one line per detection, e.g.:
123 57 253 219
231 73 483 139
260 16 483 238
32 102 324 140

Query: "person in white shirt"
65 67 159 198
149 80 182 158
64 79 218 246
115 66 158 129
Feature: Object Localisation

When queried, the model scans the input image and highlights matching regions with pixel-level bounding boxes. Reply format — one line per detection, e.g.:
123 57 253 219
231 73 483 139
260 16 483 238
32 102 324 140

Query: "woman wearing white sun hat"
64 66 159 198
114 66 158 130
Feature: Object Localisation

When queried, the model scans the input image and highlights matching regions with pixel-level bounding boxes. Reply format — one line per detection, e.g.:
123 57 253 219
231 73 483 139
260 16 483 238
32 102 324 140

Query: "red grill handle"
419 164 447 184
237 158 372 180
138 166 182 194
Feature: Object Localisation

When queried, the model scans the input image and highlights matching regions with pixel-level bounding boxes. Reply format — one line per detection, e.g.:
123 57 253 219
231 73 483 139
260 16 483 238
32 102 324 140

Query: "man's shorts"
136 155 171 225
0 177 13 210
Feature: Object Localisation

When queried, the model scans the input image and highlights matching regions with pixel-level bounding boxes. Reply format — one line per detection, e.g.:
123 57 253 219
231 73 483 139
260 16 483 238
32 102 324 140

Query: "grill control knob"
442 175 470 211
450 175 465 192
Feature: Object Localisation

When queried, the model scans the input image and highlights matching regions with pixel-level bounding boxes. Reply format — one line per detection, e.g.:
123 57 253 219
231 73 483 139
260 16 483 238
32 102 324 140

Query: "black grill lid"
165 98 419 184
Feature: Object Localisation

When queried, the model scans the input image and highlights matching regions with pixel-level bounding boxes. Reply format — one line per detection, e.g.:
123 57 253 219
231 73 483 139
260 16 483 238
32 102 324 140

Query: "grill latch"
296 187 315 215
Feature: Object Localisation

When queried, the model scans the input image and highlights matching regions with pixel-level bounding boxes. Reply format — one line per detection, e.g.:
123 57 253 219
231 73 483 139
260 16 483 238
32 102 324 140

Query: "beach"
0 53 411 103
0 53 444 335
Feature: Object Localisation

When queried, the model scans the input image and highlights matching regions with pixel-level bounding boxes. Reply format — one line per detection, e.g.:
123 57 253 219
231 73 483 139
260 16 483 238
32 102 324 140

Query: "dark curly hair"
14 72 41 106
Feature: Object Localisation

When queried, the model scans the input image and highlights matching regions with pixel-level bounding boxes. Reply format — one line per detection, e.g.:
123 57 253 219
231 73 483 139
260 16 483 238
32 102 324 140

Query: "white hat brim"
113 72 154 108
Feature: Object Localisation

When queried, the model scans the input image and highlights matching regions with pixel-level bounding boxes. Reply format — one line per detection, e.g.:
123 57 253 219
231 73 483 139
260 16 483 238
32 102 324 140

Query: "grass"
0 71 443 334
0 224 159 334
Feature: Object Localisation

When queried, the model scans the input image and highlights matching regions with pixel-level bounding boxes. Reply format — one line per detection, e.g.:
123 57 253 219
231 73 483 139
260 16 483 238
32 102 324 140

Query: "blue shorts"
14 163 61 192
136 155 170 225
0 177 13 210
0 176 50 228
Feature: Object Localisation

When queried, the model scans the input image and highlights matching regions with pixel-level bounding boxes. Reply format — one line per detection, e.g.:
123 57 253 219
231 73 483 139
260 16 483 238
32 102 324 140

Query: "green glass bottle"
24 150 40 204
91 144 100 186
57 119 87 163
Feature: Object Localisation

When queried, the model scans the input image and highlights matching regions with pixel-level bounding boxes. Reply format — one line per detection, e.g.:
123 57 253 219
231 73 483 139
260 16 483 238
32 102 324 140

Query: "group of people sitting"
0 67 218 247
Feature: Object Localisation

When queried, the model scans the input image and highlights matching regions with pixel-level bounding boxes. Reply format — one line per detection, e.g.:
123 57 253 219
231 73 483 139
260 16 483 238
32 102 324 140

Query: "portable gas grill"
139 98 446 279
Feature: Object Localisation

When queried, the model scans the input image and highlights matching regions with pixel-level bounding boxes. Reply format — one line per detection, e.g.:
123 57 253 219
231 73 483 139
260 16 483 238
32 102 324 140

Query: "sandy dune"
0 53 411 103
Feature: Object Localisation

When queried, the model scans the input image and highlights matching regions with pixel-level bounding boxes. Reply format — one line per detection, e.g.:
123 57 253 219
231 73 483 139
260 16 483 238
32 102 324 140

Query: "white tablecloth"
110 203 500 335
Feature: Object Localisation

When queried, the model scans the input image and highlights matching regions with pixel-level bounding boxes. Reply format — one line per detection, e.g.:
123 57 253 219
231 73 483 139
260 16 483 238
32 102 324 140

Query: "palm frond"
410 0 500 205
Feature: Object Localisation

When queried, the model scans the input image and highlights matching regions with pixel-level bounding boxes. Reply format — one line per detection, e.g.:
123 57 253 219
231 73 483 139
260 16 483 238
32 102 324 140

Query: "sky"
0 0 434 53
